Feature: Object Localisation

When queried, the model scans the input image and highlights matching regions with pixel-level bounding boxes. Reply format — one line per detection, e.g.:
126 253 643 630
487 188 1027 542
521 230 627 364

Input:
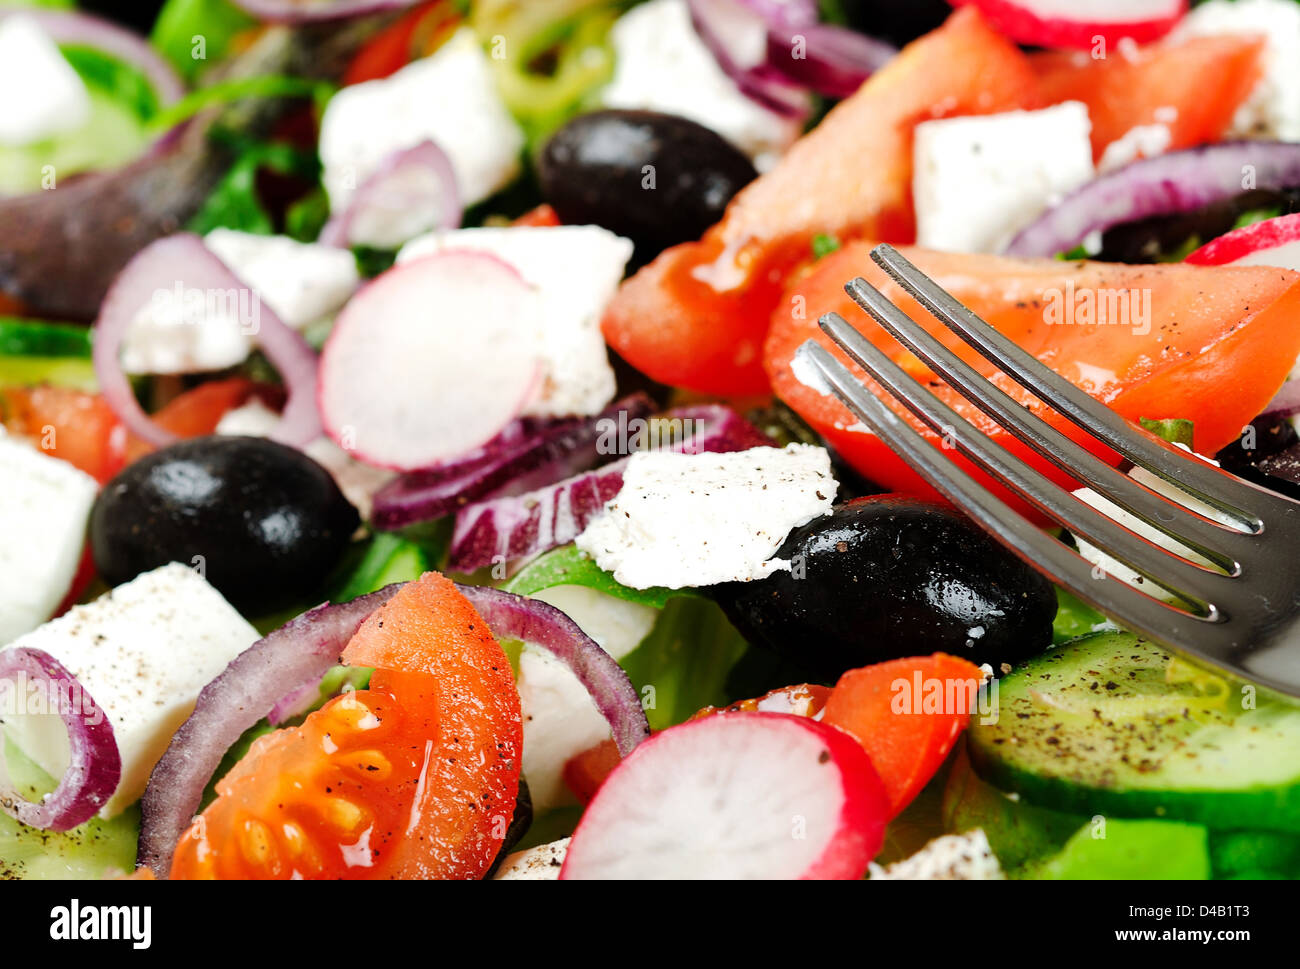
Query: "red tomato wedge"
123 377 283 462
512 204 563 228
600 7 1040 395
1 385 126 484
822 654 984 818
171 573 522 880
766 241 1300 508
1033 34 1265 163
342 0 460 85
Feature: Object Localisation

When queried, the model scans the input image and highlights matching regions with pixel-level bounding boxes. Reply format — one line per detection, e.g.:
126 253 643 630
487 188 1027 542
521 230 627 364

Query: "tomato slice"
1033 34 1264 163
171 573 523 880
821 654 983 818
343 0 460 85
1 385 126 484
122 377 282 462
601 7 1040 395
766 241 1300 509
562 684 832 805
512 204 563 228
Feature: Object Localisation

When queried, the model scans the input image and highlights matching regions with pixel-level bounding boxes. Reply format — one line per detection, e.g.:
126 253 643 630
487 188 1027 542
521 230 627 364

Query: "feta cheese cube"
319 28 525 223
0 435 98 645
397 225 633 416
0 564 260 816
0 15 90 147
493 838 569 880
576 443 837 589
120 231 360 375
1172 0 1300 142
516 584 656 809
601 0 804 170
203 230 360 330
913 101 1095 254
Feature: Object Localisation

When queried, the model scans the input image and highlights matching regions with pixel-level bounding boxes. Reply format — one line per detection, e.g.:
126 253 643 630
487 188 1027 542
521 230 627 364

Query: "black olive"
711 495 1057 679
539 109 757 263
91 436 359 615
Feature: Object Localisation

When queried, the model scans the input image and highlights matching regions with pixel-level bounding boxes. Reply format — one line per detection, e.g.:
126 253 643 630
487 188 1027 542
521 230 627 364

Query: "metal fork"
798 243 1300 698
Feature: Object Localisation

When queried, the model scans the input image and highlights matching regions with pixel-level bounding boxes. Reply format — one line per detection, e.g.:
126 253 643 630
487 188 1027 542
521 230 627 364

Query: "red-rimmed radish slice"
317 250 543 471
1187 212 1300 270
318 140 461 251
559 712 887 880
949 0 1188 49
1189 214 1300 418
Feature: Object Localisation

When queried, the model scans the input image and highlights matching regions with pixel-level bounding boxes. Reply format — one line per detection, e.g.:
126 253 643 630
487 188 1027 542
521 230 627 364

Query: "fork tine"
813 315 1238 610
843 274 1250 575
868 243 1277 529
798 341 1217 647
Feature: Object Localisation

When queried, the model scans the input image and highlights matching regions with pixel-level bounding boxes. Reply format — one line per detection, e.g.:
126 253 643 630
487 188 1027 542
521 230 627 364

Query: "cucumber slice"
968 631 1300 831
0 318 93 358
0 738 139 880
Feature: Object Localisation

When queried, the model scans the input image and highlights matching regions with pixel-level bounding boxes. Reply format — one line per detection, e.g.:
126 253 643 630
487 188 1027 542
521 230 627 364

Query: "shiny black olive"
539 109 757 263
712 495 1057 679
91 436 359 615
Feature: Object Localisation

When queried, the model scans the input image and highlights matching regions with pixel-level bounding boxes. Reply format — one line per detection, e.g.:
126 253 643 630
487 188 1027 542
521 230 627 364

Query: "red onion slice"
763 23 896 99
230 0 422 23
139 578 650 876
318 140 462 250
137 585 402 878
687 0 811 121
0 647 121 832
448 405 773 571
2 8 185 106
372 394 656 531
1004 142 1300 259
1261 380 1300 419
92 233 323 449
457 585 650 758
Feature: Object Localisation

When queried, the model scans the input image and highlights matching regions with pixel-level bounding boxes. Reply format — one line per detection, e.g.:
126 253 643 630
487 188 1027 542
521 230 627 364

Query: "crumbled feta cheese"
215 400 394 518
517 584 657 810
0 564 260 816
869 830 1004 880
0 435 98 645
397 225 633 416
576 443 837 589
1098 123 1173 173
913 102 1095 254
203 230 360 330
120 231 360 375
493 838 570 880
319 28 525 225
0 15 91 147
1172 0 1300 141
601 0 804 170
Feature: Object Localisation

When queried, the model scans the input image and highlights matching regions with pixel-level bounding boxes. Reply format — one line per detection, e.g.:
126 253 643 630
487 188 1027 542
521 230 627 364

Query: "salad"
1 0 1300 883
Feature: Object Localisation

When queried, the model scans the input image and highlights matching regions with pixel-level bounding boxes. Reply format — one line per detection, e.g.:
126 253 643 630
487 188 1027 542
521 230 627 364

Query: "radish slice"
317 250 544 471
1187 212 1300 270
559 712 887 879
950 0 1188 49
318 140 461 251
1189 214 1300 418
